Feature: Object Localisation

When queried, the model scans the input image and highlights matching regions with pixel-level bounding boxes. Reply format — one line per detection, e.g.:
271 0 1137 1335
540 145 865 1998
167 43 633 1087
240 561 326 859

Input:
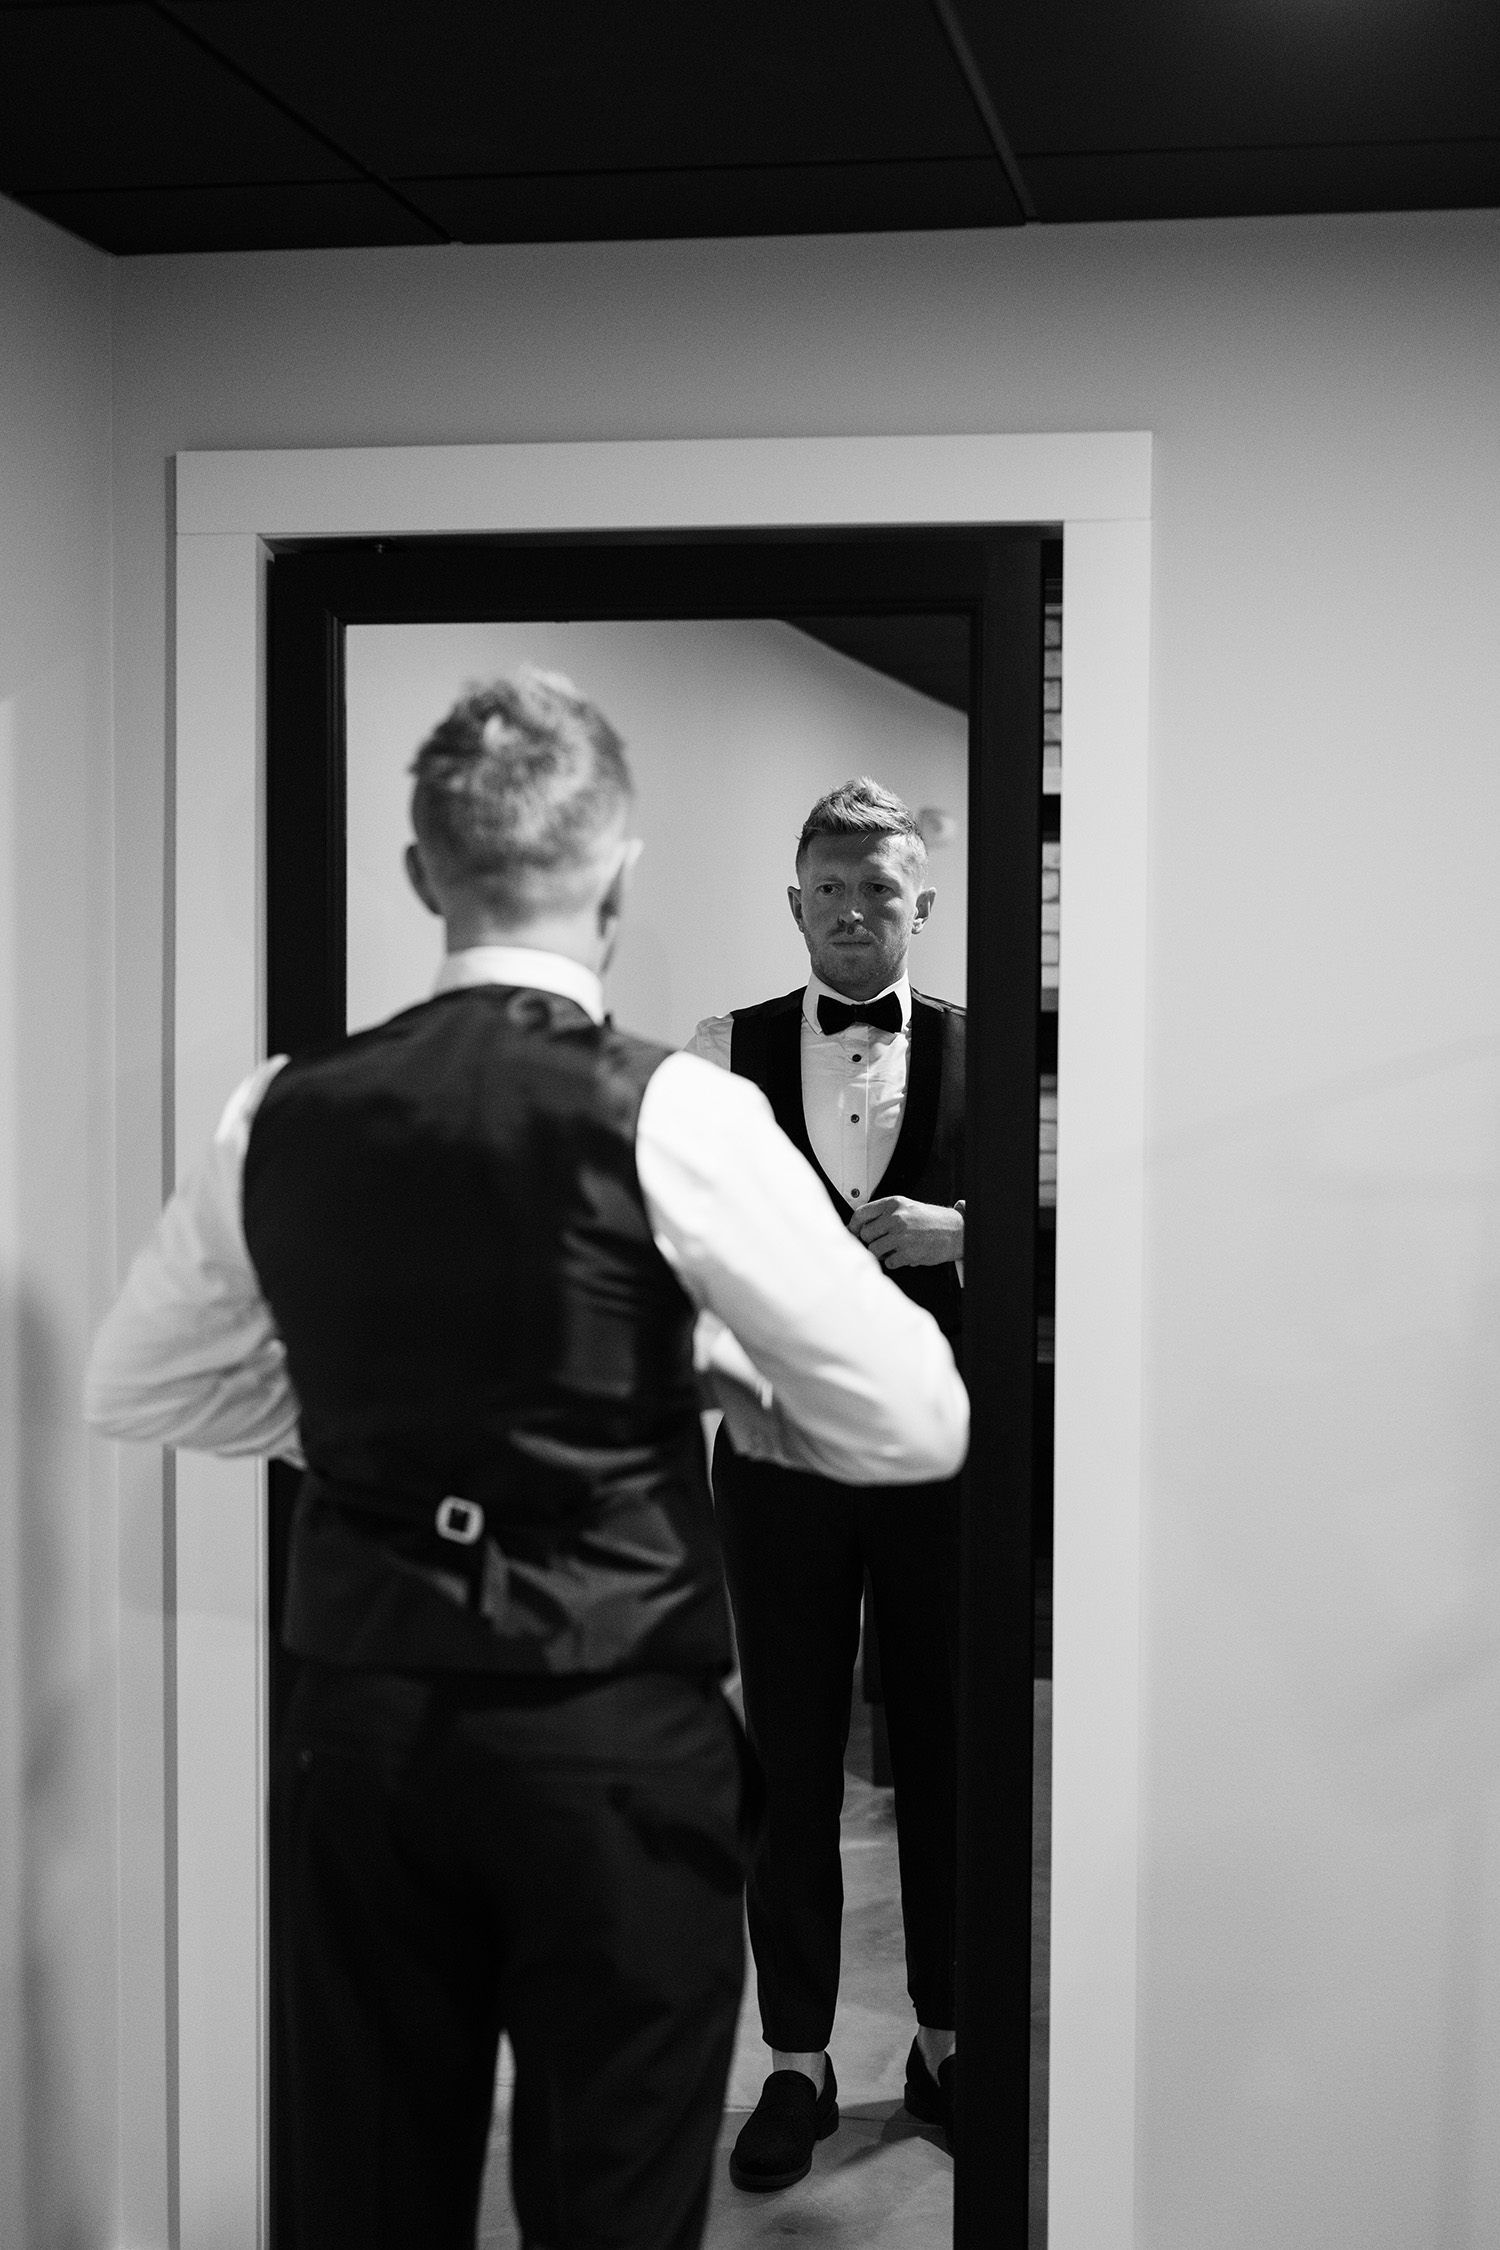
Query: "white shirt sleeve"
84 1059 305 1461
636 1051 968 1486
85 1035 969 1486
684 1014 734 1070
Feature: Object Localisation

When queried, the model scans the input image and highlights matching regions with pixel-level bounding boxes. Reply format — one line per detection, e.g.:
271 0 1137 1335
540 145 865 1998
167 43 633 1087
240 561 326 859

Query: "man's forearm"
640 1055 969 1486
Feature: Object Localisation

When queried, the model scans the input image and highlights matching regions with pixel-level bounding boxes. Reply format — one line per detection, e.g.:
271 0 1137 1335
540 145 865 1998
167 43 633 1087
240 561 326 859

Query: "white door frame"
171 432 1152 2250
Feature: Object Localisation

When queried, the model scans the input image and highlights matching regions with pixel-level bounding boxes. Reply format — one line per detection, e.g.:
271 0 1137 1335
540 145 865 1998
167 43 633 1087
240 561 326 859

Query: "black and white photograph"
1 7 1497 2250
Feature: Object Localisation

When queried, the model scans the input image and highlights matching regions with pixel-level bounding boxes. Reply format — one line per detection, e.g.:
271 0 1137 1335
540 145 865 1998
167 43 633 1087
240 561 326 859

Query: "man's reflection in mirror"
689 780 966 2188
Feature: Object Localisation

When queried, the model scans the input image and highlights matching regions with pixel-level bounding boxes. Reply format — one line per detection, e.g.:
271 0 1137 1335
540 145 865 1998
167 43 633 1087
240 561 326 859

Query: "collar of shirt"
802 971 912 1037
433 946 605 1025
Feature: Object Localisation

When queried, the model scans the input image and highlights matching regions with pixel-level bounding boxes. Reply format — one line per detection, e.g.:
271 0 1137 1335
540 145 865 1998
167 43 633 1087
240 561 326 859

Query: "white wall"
346 619 967 1041
12 199 1485 2245
0 196 117 2247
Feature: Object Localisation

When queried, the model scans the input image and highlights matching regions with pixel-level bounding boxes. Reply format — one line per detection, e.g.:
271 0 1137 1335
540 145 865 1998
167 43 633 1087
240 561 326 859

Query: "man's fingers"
851 1208 918 1266
849 1198 899 1242
851 1196 960 1272
854 1225 902 1264
850 1196 897 1228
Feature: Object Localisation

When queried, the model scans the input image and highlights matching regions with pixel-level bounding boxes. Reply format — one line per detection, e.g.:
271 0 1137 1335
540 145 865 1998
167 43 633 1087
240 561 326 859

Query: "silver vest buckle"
435 1496 485 1546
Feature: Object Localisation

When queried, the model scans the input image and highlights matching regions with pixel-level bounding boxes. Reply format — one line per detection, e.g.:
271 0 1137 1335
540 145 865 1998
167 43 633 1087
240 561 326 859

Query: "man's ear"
787 883 806 933
598 836 645 933
405 842 443 917
911 885 936 936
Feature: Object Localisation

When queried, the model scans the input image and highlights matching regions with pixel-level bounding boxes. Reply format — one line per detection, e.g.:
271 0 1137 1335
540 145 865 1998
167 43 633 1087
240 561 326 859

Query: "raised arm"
635 1051 967 1485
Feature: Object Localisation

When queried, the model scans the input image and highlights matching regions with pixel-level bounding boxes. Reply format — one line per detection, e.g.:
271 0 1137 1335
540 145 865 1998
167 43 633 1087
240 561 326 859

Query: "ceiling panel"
414 157 1018 245
1022 137 1500 225
951 0 1500 156
166 0 993 176
0 2 358 190
0 0 1494 255
20 179 439 255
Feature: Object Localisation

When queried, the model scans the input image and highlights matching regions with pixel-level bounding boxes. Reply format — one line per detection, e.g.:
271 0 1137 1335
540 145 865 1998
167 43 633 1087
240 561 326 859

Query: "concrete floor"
478 1683 1051 2248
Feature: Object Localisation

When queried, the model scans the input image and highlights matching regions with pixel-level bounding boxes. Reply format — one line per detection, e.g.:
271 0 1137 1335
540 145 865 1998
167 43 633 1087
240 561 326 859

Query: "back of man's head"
409 670 632 926
797 776 927 881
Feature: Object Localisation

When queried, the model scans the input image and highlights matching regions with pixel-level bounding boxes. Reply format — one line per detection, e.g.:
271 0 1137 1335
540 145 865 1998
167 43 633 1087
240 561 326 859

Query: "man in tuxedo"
689 777 966 2187
86 687 967 2250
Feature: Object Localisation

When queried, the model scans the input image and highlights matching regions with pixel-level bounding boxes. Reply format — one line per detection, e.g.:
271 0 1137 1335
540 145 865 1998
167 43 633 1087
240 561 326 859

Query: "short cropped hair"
796 777 927 880
409 669 631 919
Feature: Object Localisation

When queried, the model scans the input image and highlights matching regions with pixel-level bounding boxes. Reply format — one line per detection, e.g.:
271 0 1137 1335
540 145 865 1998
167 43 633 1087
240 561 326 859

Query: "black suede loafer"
728 2058 840 2190
903 2038 956 2152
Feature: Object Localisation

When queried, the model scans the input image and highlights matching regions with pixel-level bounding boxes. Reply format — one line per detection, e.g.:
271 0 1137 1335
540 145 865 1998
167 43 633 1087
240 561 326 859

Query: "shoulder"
912 992 966 1052
599 1021 677 1096
221 1054 290 1136
684 1012 734 1070
689 987 805 1072
726 988 807 1067
730 986 807 1025
637 1048 776 1156
911 990 965 1022
265 992 450 1088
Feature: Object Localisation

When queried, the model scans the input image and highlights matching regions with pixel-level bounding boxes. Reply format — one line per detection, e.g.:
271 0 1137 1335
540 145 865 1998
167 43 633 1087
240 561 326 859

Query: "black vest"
242 984 732 1678
728 987 965 1345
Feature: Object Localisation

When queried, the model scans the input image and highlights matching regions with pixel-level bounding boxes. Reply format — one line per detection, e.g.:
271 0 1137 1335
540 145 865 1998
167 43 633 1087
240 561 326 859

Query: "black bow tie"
817 992 904 1038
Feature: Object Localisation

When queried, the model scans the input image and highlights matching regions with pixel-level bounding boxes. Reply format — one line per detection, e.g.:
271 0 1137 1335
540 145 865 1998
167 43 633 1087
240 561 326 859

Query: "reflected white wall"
346 619 968 1043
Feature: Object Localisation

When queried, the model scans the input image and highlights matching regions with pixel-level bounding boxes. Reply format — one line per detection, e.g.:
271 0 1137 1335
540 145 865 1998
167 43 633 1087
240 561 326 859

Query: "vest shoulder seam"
728 987 806 1024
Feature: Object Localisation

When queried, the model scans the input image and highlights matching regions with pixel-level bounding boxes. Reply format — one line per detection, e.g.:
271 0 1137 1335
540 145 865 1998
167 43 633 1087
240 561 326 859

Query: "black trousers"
713 1431 960 2053
272 1662 750 2250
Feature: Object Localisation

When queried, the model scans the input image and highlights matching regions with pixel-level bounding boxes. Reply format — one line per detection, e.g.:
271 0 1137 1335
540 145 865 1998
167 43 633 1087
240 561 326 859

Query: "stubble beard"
812 934 907 1002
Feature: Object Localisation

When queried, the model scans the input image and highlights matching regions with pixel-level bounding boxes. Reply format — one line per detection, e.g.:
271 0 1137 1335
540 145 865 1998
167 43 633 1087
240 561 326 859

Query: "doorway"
166 428 1150 2250
263 528 1052 2246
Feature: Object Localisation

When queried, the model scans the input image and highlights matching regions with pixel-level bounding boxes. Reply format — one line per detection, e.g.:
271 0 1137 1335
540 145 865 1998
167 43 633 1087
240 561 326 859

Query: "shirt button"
851 1187 861 1198
852 1052 862 1062
850 1112 860 1123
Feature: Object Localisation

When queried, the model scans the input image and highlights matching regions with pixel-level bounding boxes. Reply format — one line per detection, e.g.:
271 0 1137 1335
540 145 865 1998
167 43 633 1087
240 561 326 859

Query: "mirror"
343 614 971 2244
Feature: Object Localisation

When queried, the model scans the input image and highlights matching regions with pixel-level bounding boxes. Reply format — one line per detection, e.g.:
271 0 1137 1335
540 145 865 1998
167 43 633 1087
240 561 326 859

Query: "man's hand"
848 1196 964 1270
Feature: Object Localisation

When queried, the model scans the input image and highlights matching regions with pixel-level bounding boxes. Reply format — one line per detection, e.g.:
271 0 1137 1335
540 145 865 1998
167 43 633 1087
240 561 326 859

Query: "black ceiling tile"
4 0 1495 253
0 3 357 191
404 156 1021 245
164 0 994 175
948 0 1500 156
1023 138 1500 225
16 178 439 254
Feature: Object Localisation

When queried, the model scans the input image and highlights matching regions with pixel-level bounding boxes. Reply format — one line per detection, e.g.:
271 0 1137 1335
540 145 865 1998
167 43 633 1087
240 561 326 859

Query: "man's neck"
434 944 605 1023
442 915 604 974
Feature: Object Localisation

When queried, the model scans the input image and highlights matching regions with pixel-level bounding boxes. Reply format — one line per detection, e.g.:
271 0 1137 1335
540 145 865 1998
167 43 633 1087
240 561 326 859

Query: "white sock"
771 2048 826 2092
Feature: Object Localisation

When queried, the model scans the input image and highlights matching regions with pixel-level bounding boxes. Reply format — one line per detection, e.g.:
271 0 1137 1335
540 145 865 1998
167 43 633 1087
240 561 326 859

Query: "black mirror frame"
264 524 1053 2248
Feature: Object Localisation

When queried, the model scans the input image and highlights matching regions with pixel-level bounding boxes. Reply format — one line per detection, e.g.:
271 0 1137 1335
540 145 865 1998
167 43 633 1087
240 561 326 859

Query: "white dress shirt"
687 973 913 1209
85 948 968 1488
687 974 963 1282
